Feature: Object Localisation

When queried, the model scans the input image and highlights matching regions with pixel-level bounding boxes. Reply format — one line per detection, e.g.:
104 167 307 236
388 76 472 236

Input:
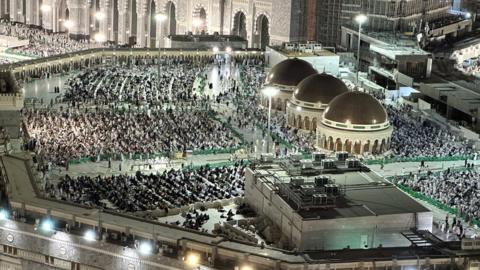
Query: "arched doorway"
164 1 176 36
148 0 156 47
345 140 352 153
354 140 361 154
193 6 207 34
255 14 269 49
372 140 379 154
335 138 342 152
363 140 370 153
304 117 310 130
328 137 334 150
232 11 247 39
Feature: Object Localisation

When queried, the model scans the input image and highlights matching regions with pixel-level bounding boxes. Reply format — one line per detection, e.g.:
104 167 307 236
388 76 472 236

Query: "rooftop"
269 46 337 57
253 164 429 220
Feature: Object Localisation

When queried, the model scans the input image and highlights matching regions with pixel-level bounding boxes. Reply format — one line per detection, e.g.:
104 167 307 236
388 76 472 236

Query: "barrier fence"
67 110 247 165
387 170 480 228
366 155 474 165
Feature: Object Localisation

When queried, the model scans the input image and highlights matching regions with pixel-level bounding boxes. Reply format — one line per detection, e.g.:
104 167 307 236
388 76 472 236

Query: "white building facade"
2 0 308 49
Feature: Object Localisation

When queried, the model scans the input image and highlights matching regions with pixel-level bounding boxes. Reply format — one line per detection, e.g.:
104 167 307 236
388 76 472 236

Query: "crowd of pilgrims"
24 109 240 166
219 63 317 153
63 56 213 105
387 104 473 158
398 167 479 238
0 20 98 57
48 163 246 212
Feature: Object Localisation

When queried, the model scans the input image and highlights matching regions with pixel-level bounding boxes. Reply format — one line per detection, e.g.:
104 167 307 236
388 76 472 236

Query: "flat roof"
255 165 430 219
269 46 337 57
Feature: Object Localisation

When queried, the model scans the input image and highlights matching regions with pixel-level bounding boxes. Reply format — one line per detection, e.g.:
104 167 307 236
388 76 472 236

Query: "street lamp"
138 241 153 255
0 209 8 221
262 86 279 153
212 46 219 53
225 46 232 54
185 252 200 267
84 230 96 241
354 14 367 84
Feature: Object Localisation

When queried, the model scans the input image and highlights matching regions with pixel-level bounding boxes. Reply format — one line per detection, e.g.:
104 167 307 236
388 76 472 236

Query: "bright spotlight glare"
262 86 279 97
185 253 200 266
94 33 107 43
0 209 8 221
138 241 152 255
466 12 472 19
355 14 368 24
95 12 106 20
41 219 54 232
192 18 203 27
155 13 168 22
213 46 219 53
84 230 96 241
63 20 74 29
40 4 51 13
240 265 254 270
226 46 232 53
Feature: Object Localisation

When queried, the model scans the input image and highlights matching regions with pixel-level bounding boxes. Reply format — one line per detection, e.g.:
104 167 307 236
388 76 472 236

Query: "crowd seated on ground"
24 109 240 166
0 20 98 57
398 167 478 238
48 163 246 212
64 56 212 105
387 104 473 158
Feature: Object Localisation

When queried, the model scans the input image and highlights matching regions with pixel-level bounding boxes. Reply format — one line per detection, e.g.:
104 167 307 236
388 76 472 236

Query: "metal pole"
267 95 272 153
356 22 362 84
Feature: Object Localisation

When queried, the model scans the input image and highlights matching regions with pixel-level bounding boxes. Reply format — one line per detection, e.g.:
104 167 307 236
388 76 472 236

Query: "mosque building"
266 58 393 155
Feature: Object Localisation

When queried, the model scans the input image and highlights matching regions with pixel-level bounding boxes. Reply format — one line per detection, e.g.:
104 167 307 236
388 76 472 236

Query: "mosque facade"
1 0 307 49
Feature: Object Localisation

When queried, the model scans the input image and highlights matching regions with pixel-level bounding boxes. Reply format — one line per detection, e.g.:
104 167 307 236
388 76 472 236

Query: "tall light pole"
262 86 279 153
355 14 367 85
155 13 168 101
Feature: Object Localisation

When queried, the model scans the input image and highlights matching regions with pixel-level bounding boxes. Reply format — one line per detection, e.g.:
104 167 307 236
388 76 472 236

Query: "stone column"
247 2 255 47
0 0 5 18
136 0 147 47
117 0 129 44
9 0 19 22
83 0 92 38
25 0 39 25
100 0 113 41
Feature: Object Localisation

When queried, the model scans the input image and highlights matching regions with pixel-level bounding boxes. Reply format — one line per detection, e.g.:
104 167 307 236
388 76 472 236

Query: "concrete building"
340 29 432 89
317 91 393 154
1 0 311 49
244 163 432 250
311 0 453 47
